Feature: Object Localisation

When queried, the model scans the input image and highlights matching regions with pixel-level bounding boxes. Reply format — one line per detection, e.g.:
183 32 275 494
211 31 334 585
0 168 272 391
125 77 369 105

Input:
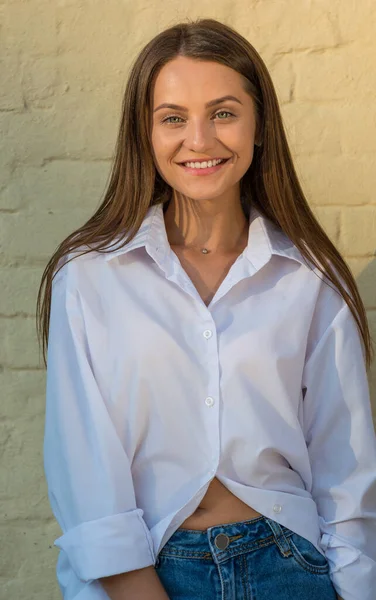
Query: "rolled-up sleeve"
302 302 376 600
43 268 155 583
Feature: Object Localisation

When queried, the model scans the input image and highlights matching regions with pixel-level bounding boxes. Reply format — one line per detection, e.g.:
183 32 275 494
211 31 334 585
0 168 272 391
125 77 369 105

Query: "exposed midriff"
178 476 262 530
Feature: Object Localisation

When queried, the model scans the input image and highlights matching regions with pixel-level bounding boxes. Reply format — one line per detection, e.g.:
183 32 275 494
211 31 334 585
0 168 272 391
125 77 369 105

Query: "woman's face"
151 56 258 204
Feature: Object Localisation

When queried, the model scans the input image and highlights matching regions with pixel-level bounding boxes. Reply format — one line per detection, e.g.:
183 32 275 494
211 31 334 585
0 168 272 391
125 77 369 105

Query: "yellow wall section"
1 2 375 596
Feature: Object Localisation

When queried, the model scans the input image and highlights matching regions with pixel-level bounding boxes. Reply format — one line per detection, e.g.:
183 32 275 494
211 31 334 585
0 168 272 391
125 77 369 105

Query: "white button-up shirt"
44 202 376 600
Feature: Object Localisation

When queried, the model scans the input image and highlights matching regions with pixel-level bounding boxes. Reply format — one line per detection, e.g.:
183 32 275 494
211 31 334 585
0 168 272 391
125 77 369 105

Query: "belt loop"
264 517 292 557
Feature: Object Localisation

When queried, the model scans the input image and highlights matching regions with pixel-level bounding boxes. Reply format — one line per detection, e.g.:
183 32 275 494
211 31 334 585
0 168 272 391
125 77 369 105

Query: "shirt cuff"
53 508 156 582
321 533 376 600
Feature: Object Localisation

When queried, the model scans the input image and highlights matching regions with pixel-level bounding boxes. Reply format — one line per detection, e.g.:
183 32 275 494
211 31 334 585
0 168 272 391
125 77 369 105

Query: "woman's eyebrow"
153 95 243 113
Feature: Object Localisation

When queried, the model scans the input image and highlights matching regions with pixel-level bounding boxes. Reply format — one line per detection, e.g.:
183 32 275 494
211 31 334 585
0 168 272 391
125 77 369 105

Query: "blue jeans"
155 515 337 599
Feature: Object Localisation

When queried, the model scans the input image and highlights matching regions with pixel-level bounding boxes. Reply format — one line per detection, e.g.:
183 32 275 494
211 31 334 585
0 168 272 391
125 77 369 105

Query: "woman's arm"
99 566 170 600
302 302 376 599
44 268 159 590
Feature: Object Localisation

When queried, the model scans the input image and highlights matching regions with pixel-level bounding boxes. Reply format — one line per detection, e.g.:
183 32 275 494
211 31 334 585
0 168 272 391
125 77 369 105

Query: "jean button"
214 533 230 550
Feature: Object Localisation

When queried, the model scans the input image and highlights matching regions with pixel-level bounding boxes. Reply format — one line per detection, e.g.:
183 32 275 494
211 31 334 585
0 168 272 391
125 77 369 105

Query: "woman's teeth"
183 158 226 169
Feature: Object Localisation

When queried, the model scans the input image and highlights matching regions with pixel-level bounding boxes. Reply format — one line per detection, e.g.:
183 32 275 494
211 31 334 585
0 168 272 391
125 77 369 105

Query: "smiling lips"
179 157 230 165
179 157 230 175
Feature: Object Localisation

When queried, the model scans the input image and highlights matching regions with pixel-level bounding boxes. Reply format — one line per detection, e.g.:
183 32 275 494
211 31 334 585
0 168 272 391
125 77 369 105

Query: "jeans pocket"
288 532 329 574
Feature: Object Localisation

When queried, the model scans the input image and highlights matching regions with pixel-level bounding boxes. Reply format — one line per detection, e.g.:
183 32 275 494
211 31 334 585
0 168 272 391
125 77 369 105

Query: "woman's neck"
163 195 249 255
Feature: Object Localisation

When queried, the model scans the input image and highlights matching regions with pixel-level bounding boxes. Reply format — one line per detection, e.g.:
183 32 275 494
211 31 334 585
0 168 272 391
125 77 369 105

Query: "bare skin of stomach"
178 477 262 530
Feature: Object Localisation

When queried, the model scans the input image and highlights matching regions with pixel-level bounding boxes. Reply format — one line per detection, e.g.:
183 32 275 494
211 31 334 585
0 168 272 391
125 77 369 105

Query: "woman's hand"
99 566 171 600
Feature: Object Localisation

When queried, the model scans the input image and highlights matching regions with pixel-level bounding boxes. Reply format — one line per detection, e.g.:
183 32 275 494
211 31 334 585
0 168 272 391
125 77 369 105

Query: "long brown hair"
36 17 374 369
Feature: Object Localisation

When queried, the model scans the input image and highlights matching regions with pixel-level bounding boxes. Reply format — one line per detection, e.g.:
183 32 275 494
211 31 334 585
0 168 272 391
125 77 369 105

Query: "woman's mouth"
178 157 230 176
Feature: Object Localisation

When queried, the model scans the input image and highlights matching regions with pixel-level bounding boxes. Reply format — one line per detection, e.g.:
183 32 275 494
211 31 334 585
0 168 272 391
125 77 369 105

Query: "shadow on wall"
356 257 376 423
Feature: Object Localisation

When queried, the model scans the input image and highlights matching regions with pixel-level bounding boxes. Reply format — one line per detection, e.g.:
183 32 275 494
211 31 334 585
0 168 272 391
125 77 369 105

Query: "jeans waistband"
159 515 294 564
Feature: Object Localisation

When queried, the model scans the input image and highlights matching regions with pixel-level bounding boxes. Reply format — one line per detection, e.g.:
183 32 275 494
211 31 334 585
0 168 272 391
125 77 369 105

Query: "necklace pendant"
201 248 209 254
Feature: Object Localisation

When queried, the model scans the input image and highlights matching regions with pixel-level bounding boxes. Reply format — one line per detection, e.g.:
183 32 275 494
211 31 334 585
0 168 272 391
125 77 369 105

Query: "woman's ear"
254 127 262 147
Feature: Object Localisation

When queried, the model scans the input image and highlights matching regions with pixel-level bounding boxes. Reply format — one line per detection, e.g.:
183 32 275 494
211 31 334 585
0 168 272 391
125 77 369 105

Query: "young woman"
37 18 376 600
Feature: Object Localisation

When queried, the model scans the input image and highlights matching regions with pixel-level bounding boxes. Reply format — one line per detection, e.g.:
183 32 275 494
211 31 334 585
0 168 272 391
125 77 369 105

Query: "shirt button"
203 329 212 339
273 504 282 514
205 397 215 407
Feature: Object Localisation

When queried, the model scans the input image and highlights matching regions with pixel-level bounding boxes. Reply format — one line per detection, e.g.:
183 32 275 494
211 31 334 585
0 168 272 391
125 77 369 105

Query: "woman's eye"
162 116 183 124
215 111 234 119
161 111 234 124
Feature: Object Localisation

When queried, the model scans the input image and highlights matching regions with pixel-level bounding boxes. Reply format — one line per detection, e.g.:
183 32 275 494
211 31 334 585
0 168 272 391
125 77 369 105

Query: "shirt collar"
103 202 306 267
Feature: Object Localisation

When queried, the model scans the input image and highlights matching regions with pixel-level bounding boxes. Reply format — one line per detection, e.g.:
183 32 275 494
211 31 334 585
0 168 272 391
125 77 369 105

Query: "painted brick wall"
1 2 375 597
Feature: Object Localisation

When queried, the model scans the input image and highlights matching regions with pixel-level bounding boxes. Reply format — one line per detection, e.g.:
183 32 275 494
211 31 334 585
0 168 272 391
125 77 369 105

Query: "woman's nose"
185 119 216 150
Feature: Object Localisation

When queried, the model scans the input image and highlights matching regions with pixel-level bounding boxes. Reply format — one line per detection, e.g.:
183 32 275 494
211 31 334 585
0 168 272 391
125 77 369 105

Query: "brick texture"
1 2 375 598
